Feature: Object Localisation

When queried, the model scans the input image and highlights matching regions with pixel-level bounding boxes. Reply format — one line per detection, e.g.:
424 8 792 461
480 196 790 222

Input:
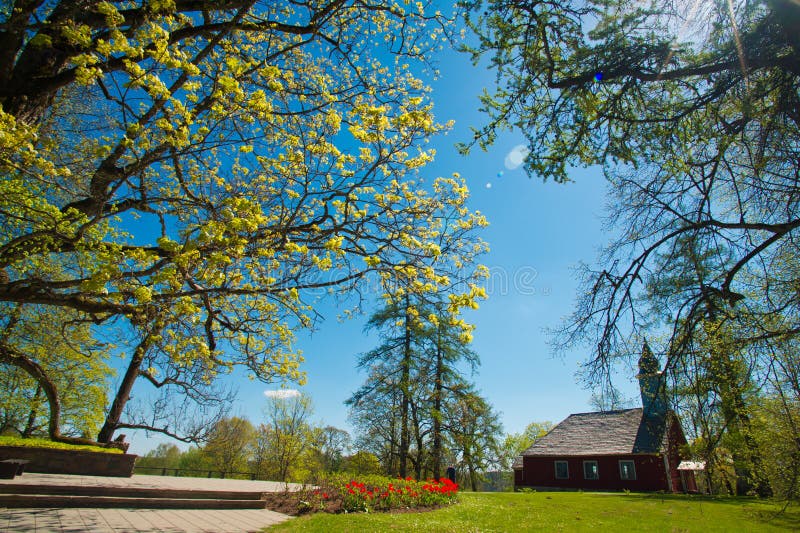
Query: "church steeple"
637 341 667 419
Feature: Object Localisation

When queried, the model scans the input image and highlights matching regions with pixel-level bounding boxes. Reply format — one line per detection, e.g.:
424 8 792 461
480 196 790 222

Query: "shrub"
0 436 123 454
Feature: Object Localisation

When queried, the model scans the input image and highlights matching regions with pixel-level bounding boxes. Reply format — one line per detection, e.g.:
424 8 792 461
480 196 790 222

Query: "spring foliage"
0 2 488 437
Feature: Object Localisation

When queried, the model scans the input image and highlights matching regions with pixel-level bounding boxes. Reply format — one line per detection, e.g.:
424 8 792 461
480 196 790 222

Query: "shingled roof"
512 408 670 468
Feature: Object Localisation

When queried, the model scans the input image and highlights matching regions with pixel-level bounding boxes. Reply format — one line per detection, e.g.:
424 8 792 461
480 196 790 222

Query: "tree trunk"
387 399 398 476
465 449 478 492
21 383 43 437
398 295 411 478
0 0 94 125
410 401 423 480
97 319 161 443
432 329 444 480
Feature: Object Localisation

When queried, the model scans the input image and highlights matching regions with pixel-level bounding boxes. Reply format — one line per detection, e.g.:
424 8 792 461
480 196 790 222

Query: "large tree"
348 299 428 478
0 2 487 445
463 0 800 495
202 416 256 475
347 164 489 478
462 0 800 354
311 425 351 474
252 392 316 482
347 294 490 480
448 389 502 491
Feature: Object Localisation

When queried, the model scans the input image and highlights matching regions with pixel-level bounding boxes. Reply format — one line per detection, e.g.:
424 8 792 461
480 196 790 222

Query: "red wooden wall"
515 454 670 492
513 417 697 493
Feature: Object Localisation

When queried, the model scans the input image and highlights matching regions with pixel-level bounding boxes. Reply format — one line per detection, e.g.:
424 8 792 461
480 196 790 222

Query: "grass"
265 491 800 532
0 435 123 454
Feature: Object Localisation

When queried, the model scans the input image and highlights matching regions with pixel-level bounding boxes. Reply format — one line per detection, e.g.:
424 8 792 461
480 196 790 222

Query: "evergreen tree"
348 294 494 481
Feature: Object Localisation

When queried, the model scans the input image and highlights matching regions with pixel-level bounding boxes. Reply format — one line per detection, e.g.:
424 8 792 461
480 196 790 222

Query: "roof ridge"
566 407 642 417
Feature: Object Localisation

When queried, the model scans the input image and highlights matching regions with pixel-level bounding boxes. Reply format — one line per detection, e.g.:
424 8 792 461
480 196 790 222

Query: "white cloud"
264 389 301 399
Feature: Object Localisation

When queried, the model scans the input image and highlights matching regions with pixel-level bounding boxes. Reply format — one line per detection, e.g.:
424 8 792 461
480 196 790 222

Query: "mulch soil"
262 490 344 515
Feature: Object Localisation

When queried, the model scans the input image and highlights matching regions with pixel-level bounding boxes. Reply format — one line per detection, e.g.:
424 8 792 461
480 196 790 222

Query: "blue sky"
126 22 643 456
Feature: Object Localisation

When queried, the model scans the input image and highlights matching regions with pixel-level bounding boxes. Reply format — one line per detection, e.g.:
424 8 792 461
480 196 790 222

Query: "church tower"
637 341 667 419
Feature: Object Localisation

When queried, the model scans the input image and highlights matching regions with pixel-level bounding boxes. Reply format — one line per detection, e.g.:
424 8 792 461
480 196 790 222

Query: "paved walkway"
0 507 290 532
0 473 304 492
0 474 297 532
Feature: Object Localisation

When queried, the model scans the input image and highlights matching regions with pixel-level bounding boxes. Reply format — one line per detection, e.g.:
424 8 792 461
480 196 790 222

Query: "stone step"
0 494 268 509
0 483 266 501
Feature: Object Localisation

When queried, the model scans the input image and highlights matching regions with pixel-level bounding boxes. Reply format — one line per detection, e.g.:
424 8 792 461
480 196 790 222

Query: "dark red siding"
665 416 698 492
514 413 697 493
517 454 670 492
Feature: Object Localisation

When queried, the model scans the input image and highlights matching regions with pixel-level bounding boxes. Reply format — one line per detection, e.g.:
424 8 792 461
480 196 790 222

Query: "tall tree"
202 416 256 475
348 364 403 475
448 390 503 491
311 425 351 474
253 393 315 482
348 299 423 478
424 302 480 480
0 2 487 445
347 172 488 477
347 295 488 480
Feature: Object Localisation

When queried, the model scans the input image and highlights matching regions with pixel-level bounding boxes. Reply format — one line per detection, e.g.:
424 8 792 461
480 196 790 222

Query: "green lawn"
265 491 800 532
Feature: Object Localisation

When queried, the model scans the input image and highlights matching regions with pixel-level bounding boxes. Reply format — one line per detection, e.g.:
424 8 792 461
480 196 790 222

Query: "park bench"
0 459 29 479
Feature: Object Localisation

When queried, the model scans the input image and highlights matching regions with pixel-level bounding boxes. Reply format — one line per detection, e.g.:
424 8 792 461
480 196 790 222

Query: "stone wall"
0 446 137 477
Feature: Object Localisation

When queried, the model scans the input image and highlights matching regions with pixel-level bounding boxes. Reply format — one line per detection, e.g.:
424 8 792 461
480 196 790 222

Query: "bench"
0 459 29 479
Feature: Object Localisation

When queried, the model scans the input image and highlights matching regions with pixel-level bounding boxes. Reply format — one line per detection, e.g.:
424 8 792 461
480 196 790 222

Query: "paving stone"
77 508 116 533
0 473 294 532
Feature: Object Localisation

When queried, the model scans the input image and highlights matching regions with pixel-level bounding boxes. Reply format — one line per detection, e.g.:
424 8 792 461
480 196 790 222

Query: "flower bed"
340 475 459 512
264 474 459 515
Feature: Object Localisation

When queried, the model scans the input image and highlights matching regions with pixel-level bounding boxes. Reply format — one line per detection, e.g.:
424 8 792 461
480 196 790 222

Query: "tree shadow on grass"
612 492 800 530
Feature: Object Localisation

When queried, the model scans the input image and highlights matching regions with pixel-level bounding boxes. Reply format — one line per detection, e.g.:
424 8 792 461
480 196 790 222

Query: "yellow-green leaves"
132 286 153 304
0 0 463 405
96 2 125 27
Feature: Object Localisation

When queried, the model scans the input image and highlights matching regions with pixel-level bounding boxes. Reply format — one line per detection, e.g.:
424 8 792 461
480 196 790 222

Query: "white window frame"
619 460 637 481
583 460 599 480
554 460 569 480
